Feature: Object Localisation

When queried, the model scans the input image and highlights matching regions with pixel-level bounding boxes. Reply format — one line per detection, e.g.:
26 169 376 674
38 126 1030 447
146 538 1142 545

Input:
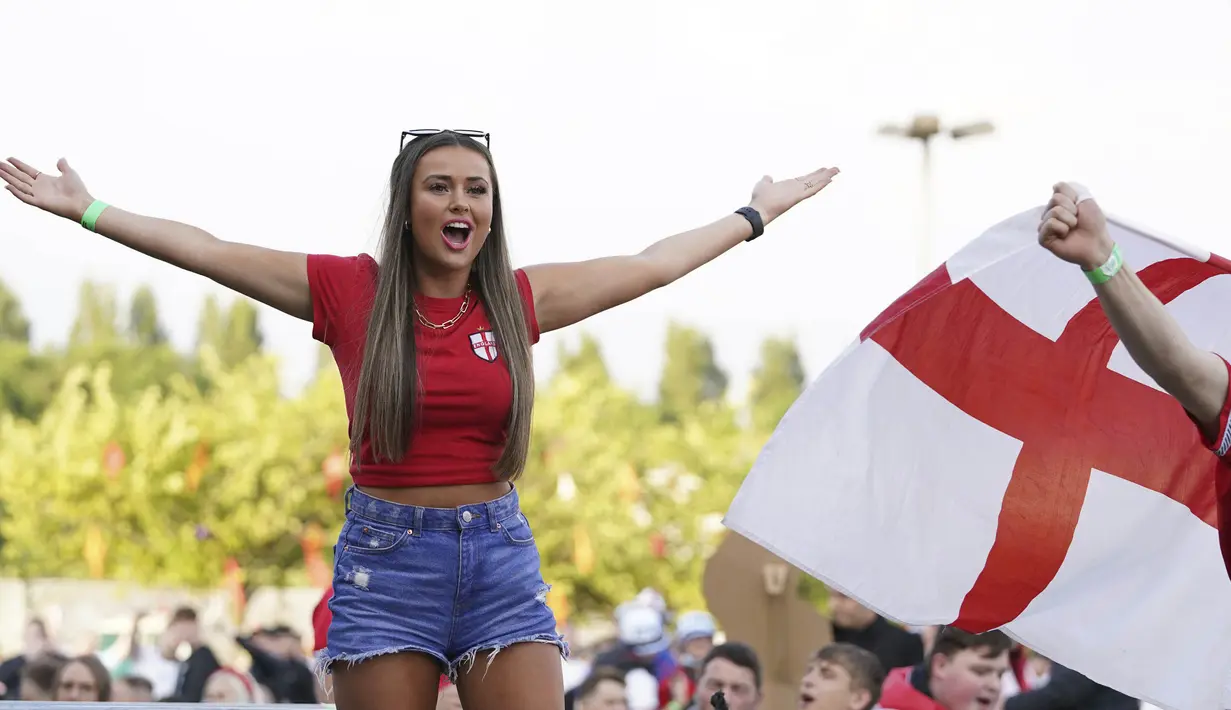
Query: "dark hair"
575 666 626 700
119 675 154 694
20 652 67 696
700 642 762 690
55 655 112 702
171 607 198 623
929 626 1012 671
351 130 534 480
813 643 885 710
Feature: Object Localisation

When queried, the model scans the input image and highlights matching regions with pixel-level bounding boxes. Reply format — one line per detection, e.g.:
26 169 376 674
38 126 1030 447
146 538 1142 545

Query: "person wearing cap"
659 611 717 710
593 604 679 685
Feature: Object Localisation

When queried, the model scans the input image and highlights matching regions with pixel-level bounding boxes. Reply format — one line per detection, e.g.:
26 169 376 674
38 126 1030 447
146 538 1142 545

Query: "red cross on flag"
725 207 1231 710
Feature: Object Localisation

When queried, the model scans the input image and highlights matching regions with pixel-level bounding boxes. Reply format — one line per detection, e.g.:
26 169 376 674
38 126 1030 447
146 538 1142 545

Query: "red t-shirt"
307 254 540 487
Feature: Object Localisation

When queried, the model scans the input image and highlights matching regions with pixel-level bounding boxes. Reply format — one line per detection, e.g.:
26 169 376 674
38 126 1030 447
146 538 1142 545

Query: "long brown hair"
350 132 535 480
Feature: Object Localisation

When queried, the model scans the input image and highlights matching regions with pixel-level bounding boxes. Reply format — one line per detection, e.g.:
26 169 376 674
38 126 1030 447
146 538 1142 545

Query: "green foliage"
0 353 349 587
0 277 30 343
748 336 806 432
0 277 809 617
128 285 167 346
658 322 728 422
69 281 120 349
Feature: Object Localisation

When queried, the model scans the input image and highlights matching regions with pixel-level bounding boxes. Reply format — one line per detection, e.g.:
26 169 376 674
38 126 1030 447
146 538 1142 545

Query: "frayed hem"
313 645 449 696
447 633 570 683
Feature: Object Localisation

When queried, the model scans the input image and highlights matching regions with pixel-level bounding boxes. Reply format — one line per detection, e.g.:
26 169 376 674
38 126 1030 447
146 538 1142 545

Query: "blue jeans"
316 485 568 681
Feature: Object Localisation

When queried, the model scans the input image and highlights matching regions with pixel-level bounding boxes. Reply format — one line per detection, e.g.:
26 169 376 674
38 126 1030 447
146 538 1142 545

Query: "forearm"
639 210 760 284
83 201 224 275
68 199 313 320
1094 262 1227 428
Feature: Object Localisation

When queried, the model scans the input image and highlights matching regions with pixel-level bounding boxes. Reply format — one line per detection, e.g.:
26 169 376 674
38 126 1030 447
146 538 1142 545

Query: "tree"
196 295 225 355
520 334 755 615
0 344 63 420
128 285 167 346
0 278 30 343
219 299 263 369
0 352 350 588
658 322 728 421
555 333 609 382
748 336 806 432
69 281 119 348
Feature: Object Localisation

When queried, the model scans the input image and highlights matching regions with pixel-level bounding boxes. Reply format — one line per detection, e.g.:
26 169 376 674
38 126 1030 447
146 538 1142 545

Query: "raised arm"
2 157 312 322
1038 182 1228 438
523 167 839 334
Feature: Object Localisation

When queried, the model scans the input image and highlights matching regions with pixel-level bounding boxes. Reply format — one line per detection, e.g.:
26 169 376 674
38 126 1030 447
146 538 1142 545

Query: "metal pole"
919 136 934 276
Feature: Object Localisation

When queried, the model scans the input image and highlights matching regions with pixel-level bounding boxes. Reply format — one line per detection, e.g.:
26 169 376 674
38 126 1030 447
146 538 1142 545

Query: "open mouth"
441 221 473 251
974 697 994 708
798 692 815 708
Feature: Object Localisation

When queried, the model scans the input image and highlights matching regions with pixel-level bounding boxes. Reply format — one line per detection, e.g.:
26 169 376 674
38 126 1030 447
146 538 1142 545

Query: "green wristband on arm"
1083 243 1123 285
80 200 110 232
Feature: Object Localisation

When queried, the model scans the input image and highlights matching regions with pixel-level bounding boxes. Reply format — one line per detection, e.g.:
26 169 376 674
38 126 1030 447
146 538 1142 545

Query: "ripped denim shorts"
316 485 568 681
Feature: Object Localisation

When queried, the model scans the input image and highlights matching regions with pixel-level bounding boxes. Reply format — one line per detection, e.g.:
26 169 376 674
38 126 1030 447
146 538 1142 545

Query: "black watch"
735 206 765 242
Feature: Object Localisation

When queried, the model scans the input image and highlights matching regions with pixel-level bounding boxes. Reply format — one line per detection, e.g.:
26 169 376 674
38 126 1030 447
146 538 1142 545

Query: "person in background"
572 667 628 710
238 625 317 703
112 674 155 702
0 618 53 699
162 607 221 703
689 643 762 710
53 654 112 703
659 611 716 710
436 680 463 710
17 652 66 702
798 642 885 710
594 604 678 683
1003 660 1138 710
127 607 199 699
878 626 1011 710
829 589 924 674
203 667 262 704
312 585 335 702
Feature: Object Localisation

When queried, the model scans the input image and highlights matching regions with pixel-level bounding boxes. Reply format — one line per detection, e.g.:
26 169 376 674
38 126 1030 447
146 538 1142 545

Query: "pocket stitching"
343 518 412 556
499 513 535 547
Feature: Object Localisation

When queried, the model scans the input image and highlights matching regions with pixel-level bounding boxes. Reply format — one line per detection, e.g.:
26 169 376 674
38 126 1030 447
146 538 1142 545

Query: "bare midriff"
356 480 512 508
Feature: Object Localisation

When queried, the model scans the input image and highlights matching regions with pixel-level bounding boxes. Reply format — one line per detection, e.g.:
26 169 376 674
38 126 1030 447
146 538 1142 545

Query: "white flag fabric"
724 207 1231 710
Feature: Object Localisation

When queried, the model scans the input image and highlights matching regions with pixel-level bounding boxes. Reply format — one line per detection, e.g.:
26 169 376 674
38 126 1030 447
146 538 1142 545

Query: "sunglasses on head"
400 129 491 151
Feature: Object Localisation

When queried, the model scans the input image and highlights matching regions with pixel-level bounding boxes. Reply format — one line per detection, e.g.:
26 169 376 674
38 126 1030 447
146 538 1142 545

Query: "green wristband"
1083 243 1122 285
80 200 110 232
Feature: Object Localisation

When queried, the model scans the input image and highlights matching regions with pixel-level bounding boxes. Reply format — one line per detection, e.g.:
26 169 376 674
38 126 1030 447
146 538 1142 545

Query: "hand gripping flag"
724 205 1231 710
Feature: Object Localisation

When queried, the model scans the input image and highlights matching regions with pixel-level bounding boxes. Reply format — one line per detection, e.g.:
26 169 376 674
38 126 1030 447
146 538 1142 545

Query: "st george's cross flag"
724 205 1231 710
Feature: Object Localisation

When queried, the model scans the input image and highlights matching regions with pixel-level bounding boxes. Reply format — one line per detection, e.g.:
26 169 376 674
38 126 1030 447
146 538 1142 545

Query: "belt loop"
488 503 500 532
412 506 424 536
343 485 355 513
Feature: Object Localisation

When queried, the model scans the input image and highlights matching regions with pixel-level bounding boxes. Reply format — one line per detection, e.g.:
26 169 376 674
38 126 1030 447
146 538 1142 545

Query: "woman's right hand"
1 157 94 221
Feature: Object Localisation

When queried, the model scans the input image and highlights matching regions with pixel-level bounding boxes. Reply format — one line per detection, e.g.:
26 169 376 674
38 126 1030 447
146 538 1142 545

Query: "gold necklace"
414 287 472 330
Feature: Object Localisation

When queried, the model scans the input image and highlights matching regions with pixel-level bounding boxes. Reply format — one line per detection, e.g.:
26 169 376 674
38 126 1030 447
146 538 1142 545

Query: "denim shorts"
316 485 568 681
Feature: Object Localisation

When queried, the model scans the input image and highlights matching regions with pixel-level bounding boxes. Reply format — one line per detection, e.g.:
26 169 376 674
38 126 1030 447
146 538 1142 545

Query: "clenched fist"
1037 182 1115 271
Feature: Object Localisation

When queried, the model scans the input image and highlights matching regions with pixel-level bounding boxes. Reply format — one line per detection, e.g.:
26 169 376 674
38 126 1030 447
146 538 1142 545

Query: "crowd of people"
0 608 318 705
0 581 1154 709
556 586 1147 710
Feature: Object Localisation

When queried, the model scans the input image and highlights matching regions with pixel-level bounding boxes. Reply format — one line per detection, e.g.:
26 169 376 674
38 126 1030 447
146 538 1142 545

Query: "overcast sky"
4 0 1230 400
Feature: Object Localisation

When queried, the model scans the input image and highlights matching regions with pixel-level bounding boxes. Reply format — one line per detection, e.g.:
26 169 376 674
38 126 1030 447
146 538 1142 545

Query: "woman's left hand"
749 166 840 224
